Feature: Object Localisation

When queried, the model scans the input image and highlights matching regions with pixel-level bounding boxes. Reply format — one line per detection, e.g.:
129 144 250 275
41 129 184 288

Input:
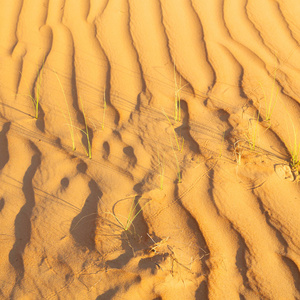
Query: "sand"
0 0 300 299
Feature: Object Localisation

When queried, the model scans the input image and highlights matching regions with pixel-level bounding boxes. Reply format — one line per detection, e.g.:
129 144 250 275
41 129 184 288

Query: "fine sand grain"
1 0 300 299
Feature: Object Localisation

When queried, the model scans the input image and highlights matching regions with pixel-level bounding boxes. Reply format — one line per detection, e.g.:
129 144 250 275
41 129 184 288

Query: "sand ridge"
0 0 300 299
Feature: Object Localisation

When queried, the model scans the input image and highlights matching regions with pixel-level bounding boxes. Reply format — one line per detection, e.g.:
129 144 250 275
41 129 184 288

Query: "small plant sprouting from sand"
289 143 300 170
245 110 260 151
280 105 300 171
65 97 92 158
102 90 107 130
79 97 92 159
20 58 45 119
233 140 243 165
163 109 184 151
286 118 300 170
33 59 44 119
258 70 279 123
107 196 151 232
55 72 76 151
173 61 187 122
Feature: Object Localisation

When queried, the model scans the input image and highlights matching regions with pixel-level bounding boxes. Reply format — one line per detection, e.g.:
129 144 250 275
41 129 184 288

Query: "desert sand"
0 0 300 299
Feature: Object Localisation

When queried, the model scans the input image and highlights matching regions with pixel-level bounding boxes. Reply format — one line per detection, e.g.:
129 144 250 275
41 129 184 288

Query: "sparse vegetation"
173 61 187 122
20 58 45 119
286 118 300 170
32 60 44 119
258 70 279 123
107 196 151 232
163 109 184 151
55 72 76 151
245 110 260 151
79 97 92 159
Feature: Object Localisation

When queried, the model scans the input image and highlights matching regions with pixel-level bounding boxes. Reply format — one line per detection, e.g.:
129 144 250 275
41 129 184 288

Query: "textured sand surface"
1 0 300 299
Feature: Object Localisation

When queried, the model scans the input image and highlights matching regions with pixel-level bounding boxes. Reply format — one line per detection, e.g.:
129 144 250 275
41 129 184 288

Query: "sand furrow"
211 165 297 298
0 122 10 171
0 137 41 298
95 0 144 124
178 165 248 299
127 0 179 107
9 142 41 283
63 0 110 134
70 179 102 250
277 0 300 46
0 0 23 55
160 0 214 95
246 0 298 59
224 0 277 67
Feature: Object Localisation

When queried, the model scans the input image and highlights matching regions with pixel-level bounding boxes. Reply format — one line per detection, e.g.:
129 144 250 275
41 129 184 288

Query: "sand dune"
1 0 300 299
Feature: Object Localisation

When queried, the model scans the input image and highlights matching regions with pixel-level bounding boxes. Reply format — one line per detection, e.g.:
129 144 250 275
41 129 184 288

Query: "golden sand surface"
0 0 300 299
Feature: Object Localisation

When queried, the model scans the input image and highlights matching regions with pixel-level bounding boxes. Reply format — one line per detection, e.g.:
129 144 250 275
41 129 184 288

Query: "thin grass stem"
55 72 76 151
